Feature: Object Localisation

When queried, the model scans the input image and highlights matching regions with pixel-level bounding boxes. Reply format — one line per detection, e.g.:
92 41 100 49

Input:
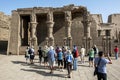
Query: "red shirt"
114 47 119 53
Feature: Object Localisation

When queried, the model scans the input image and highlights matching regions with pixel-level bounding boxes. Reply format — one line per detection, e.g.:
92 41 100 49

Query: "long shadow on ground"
11 61 66 78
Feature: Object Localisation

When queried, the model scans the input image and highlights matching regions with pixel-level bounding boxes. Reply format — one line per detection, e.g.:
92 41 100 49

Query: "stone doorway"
20 15 30 46
0 41 8 54
36 14 47 46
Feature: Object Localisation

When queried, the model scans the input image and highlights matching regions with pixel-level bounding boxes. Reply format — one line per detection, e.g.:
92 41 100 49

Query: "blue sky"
0 0 120 22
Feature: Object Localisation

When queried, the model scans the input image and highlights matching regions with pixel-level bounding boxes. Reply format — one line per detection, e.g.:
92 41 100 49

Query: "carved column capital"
47 11 53 22
30 11 36 22
46 21 54 28
65 11 71 21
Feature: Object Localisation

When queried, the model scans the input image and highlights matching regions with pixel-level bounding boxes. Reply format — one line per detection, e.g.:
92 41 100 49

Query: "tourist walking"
47 46 56 73
66 50 73 78
38 46 43 65
55 46 60 64
88 48 94 67
25 47 30 63
93 45 99 57
114 46 119 60
42 45 48 67
63 46 68 69
80 46 85 63
94 51 112 80
29 46 35 64
72 45 79 70
57 48 64 71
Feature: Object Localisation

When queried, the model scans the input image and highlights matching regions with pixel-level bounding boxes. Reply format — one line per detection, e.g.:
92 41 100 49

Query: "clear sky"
0 0 120 22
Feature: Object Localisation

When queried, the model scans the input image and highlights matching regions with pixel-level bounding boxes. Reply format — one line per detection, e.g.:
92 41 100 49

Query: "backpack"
28 48 32 54
42 50 48 57
73 49 79 58
75 49 79 57
66 55 72 62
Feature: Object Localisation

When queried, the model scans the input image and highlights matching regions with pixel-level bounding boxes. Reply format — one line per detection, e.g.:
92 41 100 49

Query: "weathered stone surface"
0 12 11 40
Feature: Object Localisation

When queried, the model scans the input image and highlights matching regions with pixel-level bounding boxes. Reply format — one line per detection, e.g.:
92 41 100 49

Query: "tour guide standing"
94 51 112 80
47 46 56 73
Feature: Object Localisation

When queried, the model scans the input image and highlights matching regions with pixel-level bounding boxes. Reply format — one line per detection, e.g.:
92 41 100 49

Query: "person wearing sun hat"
47 46 56 73
66 49 73 78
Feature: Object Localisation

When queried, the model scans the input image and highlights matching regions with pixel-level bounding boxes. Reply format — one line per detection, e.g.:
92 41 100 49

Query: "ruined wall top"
108 14 120 23
0 12 11 29
91 14 103 24
16 4 87 14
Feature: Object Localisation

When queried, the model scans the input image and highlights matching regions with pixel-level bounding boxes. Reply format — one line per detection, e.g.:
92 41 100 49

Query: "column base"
45 37 54 46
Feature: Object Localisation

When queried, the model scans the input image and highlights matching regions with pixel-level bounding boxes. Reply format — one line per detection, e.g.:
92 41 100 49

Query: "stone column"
30 10 37 47
106 30 112 56
108 37 112 56
82 11 92 54
64 11 72 48
102 37 106 54
46 11 54 46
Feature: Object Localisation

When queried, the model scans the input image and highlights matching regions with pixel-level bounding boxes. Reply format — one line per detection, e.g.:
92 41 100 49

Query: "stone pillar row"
29 10 73 47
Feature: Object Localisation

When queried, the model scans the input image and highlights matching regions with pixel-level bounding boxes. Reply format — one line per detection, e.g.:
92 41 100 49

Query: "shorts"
89 57 94 61
58 60 63 66
30 55 34 60
48 60 55 67
44 57 48 63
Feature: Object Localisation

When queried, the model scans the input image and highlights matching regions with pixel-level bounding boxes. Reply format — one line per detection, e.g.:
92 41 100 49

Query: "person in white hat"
66 50 73 78
47 46 56 73
57 48 64 71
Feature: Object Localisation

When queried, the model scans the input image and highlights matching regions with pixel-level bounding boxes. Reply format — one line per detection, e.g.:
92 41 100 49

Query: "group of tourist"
25 45 79 78
24 45 119 80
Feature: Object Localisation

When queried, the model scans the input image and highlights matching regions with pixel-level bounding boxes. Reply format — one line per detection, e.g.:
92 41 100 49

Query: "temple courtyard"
0 54 120 80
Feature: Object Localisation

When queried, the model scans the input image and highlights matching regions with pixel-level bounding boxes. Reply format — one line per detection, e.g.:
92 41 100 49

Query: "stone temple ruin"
0 4 119 55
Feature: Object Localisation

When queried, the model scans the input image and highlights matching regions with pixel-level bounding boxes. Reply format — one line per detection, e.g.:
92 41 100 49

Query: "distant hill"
0 12 11 40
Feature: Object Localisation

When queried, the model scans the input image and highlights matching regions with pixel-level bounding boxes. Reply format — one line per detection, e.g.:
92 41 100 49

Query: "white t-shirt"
80 48 85 56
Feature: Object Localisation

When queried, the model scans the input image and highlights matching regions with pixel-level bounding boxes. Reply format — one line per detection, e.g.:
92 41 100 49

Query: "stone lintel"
16 5 87 17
